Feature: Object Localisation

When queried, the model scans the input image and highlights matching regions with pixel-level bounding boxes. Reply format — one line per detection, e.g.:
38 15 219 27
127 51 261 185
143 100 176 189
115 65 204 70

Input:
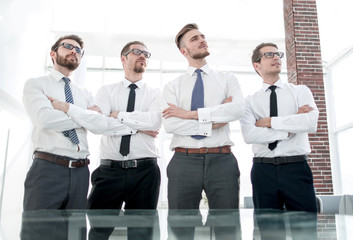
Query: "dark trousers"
251 161 317 212
21 211 87 240
23 158 89 211
87 159 160 240
254 210 318 240
167 152 240 239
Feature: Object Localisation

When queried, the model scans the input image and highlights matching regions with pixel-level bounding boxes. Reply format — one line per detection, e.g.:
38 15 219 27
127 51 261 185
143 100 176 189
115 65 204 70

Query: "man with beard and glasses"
162 23 245 239
22 35 100 211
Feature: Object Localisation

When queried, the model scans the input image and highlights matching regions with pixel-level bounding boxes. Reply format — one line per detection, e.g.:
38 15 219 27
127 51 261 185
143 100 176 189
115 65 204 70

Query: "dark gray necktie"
268 85 277 150
62 77 79 145
119 83 137 156
191 69 206 140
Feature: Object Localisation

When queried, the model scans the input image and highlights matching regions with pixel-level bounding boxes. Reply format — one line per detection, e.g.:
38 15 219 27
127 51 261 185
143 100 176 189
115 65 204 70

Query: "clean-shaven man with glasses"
240 42 318 213
22 35 100 211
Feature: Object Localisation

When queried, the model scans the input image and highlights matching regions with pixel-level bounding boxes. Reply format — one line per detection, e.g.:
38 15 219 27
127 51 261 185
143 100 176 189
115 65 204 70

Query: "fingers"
223 96 233 104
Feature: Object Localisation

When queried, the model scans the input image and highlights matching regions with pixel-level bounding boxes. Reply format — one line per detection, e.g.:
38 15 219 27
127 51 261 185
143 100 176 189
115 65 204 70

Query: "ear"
179 47 187 57
253 62 260 71
50 51 56 63
121 55 126 66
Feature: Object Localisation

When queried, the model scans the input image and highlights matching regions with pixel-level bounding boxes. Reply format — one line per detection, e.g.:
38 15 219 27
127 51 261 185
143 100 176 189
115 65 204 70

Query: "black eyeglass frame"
256 52 284 62
54 42 85 56
123 48 151 59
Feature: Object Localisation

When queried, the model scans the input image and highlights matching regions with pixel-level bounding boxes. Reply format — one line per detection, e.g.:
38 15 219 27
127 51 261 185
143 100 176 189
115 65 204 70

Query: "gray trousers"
23 158 89 211
167 152 240 209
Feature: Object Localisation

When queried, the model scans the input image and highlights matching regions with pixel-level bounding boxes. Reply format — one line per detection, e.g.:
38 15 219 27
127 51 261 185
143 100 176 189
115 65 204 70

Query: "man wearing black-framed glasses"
22 35 100 212
240 42 318 213
21 34 101 239
46 41 161 239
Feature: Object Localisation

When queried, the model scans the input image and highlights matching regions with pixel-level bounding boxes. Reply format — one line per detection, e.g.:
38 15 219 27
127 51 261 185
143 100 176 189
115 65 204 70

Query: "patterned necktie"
191 69 206 139
62 77 80 145
268 85 277 150
119 83 137 156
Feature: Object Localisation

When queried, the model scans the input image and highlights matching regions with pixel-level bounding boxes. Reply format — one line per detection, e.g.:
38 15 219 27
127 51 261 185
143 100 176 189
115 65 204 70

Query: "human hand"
255 117 272 128
162 103 197 119
47 96 69 113
109 111 120 119
88 105 102 114
223 96 233 104
139 130 159 138
212 123 227 129
297 105 314 114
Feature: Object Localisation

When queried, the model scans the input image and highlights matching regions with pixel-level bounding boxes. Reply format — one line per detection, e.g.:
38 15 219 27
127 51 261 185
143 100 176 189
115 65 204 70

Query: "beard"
187 47 210 59
56 54 79 71
134 62 146 73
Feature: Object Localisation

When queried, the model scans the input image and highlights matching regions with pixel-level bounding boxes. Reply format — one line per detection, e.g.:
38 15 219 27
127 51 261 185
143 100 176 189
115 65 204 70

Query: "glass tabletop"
2 209 353 239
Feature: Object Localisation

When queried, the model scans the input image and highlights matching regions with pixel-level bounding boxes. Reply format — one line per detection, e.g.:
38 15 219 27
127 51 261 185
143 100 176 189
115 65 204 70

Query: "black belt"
100 158 157 169
34 151 89 168
253 155 307 165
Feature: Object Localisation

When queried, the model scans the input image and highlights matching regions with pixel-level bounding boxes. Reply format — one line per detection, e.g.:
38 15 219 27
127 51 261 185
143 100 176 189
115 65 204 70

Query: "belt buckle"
123 160 138 169
68 160 76 168
199 147 208 154
273 157 281 165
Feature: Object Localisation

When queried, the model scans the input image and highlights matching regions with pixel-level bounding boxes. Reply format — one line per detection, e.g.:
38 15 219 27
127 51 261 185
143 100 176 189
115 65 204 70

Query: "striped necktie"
62 77 80 145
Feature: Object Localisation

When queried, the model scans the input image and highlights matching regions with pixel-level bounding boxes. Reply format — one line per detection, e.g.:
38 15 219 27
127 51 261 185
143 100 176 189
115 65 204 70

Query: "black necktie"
62 77 80 145
119 83 137 157
191 69 206 139
268 85 277 150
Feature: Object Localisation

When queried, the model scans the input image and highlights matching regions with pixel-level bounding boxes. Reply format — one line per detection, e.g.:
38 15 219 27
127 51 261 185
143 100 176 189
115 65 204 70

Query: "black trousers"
251 161 317 212
87 158 160 240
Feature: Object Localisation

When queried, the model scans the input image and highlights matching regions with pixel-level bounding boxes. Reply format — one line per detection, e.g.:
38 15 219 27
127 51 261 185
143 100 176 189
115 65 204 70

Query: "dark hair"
121 41 147 57
175 23 199 49
251 42 278 64
51 35 84 52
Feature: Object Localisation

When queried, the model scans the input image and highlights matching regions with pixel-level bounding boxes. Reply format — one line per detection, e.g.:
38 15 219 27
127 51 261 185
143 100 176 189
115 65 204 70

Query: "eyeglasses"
54 42 84 56
256 52 284 62
124 49 151 59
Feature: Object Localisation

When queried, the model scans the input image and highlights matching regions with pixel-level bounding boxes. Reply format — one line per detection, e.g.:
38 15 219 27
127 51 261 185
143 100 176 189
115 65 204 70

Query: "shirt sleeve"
240 96 289 144
198 73 245 123
22 78 81 131
271 85 319 133
162 81 212 136
117 88 162 131
67 104 136 136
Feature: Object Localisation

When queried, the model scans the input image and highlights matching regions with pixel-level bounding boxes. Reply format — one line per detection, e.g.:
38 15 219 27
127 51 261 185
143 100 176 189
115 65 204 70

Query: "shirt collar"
51 69 68 83
187 64 211 76
123 78 143 89
261 79 284 92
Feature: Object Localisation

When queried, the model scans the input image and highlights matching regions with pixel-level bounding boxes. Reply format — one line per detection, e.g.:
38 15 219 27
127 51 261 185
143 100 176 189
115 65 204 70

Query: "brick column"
283 0 333 194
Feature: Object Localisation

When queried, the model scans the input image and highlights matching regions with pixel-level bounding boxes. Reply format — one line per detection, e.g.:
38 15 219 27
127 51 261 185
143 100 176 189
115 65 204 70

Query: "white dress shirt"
22 70 94 158
67 78 162 161
240 79 319 157
162 64 245 150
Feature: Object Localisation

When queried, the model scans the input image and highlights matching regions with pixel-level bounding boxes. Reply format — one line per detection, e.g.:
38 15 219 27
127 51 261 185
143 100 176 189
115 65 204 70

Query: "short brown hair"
121 41 147 57
251 42 278 64
175 23 199 49
51 35 84 52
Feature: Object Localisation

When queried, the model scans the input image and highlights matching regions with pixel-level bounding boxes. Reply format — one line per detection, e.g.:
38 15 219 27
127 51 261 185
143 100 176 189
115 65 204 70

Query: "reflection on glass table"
8 209 353 240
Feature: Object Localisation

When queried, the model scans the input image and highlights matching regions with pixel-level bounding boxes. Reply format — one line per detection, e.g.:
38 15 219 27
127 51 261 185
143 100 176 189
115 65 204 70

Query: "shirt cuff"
117 112 137 135
198 107 211 123
198 122 212 136
67 104 81 119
